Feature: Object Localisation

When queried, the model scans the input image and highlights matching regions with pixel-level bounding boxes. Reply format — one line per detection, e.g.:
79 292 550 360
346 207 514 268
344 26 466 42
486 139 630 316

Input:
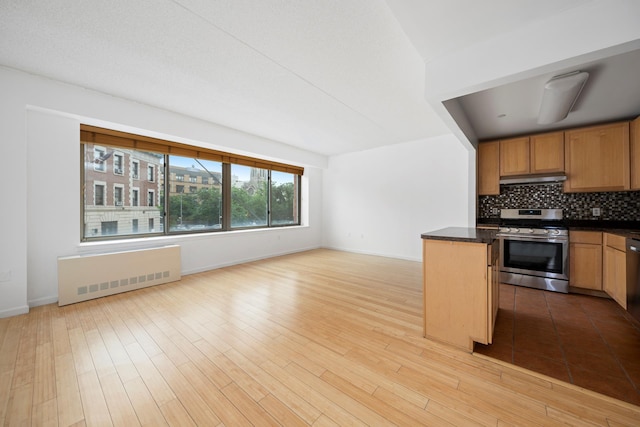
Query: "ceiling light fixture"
537 71 589 124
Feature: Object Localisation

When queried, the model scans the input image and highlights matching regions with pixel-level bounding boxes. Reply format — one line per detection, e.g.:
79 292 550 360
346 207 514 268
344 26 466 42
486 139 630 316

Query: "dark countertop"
421 227 497 244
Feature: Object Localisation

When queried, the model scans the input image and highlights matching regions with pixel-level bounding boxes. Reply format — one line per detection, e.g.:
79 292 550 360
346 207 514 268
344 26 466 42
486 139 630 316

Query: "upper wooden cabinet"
499 132 564 177
530 132 565 174
500 137 529 176
631 116 640 190
477 141 500 195
564 122 630 193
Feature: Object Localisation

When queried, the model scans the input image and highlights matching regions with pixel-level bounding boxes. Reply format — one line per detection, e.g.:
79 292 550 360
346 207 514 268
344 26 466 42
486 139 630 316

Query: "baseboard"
28 295 59 308
321 245 421 262
0 305 30 319
181 245 323 276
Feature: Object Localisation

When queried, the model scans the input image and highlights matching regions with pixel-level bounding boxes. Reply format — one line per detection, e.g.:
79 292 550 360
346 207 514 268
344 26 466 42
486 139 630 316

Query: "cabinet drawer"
604 233 626 251
570 230 602 244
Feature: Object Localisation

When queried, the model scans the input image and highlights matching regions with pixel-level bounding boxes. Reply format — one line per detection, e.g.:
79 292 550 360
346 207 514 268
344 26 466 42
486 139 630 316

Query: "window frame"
80 125 303 241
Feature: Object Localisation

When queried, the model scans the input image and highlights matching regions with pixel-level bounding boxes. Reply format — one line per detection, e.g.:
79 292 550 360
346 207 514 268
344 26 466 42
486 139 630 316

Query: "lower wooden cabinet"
569 231 602 290
423 238 498 352
603 233 627 309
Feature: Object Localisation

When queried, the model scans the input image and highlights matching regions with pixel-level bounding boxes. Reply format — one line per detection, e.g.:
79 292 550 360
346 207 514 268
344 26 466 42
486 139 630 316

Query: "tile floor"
474 284 640 406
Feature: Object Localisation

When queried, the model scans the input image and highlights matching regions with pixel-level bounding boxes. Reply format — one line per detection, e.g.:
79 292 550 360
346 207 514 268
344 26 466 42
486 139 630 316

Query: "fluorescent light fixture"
537 71 589 124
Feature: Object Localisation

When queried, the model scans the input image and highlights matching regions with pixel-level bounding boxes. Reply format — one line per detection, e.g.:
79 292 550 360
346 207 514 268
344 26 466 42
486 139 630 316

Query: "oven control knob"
542 229 549 234
528 228 534 233
550 229 560 235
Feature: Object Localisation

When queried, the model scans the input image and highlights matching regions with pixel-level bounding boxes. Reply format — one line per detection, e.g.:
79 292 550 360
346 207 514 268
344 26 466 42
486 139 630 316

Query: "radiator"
57 245 181 306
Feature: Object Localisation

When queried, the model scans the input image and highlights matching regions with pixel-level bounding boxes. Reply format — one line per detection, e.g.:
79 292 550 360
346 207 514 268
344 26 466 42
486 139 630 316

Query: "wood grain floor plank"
151 353 221 426
77 370 112 426
4 382 33 425
220 382 280 427
33 341 56 405
100 371 140 427
158 398 197 427
122 376 168 427
54 352 84 427
31 397 58 427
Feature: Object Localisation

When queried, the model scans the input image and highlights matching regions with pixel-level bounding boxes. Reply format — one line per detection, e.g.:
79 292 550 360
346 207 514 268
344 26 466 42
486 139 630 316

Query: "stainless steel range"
498 209 569 293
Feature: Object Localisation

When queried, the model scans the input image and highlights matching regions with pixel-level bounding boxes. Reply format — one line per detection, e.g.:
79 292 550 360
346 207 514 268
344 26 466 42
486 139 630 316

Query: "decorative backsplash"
478 183 640 221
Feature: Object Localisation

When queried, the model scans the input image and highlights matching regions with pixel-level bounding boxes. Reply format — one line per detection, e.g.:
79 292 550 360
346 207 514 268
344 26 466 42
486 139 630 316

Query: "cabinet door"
478 141 500 195
500 137 530 176
631 117 640 190
569 243 602 290
564 122 630 192
603 245 627 309
530 132 564 174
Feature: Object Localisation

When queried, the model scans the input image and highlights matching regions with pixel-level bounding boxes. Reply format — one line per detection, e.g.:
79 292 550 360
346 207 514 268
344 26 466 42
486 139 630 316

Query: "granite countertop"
421 227 497 244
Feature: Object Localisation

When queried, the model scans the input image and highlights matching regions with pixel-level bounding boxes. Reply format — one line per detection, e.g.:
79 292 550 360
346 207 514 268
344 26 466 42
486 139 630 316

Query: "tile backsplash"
478 183 640 221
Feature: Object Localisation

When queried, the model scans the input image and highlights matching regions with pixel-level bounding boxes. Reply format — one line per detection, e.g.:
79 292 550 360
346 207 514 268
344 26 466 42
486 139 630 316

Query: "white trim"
0 305 29 319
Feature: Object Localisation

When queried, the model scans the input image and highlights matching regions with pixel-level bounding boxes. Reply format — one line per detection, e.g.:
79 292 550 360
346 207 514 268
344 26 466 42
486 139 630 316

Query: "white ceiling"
1 0 638 156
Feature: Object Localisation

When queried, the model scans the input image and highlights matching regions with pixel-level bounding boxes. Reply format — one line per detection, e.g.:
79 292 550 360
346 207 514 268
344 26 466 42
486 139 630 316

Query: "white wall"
322 134 472 261
1 67 326 317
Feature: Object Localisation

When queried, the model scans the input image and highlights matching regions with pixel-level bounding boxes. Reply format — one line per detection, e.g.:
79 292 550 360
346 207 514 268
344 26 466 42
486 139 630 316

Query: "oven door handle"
498 234 568 242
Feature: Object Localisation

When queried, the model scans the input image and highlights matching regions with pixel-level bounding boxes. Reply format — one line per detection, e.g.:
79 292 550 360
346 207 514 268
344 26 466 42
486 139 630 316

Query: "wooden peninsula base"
421 228 499 352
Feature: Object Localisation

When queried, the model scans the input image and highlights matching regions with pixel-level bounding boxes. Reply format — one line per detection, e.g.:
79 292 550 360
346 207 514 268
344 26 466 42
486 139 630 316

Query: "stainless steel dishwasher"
627 237 640 324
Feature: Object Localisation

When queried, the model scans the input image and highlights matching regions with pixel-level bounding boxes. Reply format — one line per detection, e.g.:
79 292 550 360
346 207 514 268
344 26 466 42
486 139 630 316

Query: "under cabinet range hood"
499 174 567 186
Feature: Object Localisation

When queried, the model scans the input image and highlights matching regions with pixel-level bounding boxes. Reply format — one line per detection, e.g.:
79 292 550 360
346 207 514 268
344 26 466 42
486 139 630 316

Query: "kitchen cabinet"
530 132 565 174
499 132 564 177
500 137 529 176
478 141 500 195
564 122 630 192
423 237 498 352
631 116 640 190
603 233 627 309
569 231 602 290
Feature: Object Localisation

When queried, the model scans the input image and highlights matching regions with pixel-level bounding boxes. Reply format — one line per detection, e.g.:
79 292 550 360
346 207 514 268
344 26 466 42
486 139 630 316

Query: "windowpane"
83 143 163 239
231 165 267 228
168 156 222 232
270 171 299 225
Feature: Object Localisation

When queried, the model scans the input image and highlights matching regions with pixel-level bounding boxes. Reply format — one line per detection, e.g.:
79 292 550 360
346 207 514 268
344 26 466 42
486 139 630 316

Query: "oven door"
499 234 568 280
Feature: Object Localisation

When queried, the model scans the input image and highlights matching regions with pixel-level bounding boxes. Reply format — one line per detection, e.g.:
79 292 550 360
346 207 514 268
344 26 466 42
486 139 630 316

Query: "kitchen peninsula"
421 227 499 352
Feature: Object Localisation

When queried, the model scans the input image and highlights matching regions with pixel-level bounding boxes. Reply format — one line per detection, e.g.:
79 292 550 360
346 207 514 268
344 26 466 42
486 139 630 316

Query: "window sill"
77 224 309 255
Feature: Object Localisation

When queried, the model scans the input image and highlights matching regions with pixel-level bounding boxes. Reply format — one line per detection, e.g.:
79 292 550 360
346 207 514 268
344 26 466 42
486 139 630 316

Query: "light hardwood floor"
1 249 639 426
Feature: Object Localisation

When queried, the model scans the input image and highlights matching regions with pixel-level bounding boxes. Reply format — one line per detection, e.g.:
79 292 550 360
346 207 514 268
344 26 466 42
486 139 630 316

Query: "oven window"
503 240 564 274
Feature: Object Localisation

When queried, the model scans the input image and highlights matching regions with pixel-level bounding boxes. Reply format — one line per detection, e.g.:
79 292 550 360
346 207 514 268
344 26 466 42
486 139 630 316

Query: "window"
101 221 118 235
83 143 163 240
168 156 222 232
113 153 124 175
271 171 299 226
114 185 123 206
94 183 105 206
231 164 268 228
132 188 139 206
81 125 302 241
93 146 107 172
